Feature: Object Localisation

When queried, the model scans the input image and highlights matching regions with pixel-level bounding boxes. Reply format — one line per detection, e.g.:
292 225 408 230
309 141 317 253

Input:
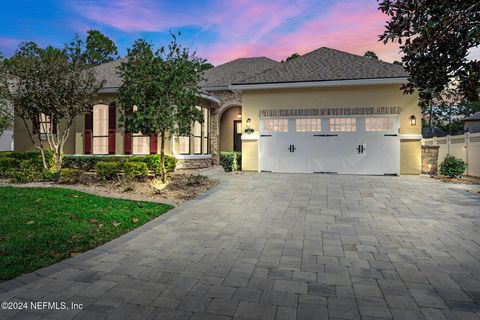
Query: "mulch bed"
0 172 218 205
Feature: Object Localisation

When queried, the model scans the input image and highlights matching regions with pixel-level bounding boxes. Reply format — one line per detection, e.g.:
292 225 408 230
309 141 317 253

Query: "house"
14 47 422 174
464 112 480 133
0 104 14 151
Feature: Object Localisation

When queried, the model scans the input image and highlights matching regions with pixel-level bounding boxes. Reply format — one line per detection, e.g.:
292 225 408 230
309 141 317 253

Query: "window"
132 133 150 155
329 118 356 132
365 117 394 132
179 136 190 154
193 115 202 154
177 106 210 155
37 113 52 140
263 119 288 132
93 104 109 154
296 118 321 132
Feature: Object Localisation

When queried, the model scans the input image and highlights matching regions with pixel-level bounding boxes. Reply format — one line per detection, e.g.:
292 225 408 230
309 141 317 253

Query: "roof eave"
229 77 409 90
98 87 221 106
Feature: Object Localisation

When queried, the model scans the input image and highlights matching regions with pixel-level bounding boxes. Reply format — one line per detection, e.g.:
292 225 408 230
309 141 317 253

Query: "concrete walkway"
1 173 480 320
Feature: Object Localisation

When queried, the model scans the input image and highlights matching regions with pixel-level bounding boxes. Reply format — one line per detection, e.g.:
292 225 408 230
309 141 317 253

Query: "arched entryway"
219 105 242 153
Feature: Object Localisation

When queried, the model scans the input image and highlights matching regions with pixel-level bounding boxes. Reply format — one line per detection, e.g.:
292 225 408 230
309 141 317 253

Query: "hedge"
96 161 122 180
124 162 149 181
63 154 177 173
0 150 54 171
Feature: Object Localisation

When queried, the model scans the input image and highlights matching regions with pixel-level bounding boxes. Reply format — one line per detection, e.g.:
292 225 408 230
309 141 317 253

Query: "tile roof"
199 57 279 89
232 47 408 85
465 111 480 121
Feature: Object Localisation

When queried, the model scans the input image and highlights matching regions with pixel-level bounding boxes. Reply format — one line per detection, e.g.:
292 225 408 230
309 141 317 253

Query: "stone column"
421 145 440 175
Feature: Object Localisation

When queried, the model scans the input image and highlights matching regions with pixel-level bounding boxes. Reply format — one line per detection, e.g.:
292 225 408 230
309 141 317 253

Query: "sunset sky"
0 0 406 65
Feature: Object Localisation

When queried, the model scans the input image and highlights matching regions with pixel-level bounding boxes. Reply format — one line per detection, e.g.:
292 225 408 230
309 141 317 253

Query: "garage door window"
329 118 356 132
264 119 288 132
296 118 321 132
365 117 394 131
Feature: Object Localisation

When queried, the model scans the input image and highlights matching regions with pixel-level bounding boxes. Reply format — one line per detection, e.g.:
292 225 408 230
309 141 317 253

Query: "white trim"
175 154 212 160
229 77 408 90
241 135 259 141
399 133 422 140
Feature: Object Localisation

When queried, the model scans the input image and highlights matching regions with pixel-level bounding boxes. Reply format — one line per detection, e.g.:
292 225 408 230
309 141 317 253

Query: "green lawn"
0 186 172 281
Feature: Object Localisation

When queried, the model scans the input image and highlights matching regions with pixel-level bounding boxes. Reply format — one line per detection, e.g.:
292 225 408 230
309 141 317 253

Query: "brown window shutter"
108 105 116 154
124 132 132 155
84 112 93 154
32 115 40 134
150 134 158 154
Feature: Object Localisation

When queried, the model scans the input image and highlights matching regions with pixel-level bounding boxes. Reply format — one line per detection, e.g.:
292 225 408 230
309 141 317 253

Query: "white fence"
422 132 480 177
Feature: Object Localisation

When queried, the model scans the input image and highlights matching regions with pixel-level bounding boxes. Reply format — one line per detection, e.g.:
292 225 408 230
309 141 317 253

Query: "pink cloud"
72 0 401 64
198 1 401 64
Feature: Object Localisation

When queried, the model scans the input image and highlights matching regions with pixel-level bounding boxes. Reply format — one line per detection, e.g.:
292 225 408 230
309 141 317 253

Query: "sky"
0 0 410 65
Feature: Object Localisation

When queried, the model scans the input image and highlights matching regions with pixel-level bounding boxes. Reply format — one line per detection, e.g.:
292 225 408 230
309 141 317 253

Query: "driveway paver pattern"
1 172 480 319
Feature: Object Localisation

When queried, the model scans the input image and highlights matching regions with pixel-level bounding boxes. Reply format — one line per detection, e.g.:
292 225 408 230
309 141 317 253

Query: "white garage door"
259 116 400 175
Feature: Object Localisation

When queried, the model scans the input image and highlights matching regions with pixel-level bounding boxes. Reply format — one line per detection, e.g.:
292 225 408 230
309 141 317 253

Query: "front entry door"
233 120 242 152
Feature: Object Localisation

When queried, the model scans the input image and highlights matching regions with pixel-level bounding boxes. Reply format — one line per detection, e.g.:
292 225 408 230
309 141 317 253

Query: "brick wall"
177 158 212 170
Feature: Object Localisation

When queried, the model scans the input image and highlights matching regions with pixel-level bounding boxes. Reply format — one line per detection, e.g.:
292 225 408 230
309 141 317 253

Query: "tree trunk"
160 128 166 183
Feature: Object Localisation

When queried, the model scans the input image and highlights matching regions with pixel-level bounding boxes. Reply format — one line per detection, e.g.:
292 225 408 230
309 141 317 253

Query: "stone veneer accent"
421 145 440 175
177 158 213 170
208 90 242 165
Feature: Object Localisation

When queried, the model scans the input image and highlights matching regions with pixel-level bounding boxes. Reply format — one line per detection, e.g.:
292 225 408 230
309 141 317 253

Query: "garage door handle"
288 145 296 152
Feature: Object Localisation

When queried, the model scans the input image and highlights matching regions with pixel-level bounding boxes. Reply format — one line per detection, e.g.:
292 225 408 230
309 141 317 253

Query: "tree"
199 62 214 71
0 53 13 138
6 40 103 170
282 53 300 63
83 30 119 65
363 51 379 60
393 60 403 66
118 34 205 182
379 1 480 109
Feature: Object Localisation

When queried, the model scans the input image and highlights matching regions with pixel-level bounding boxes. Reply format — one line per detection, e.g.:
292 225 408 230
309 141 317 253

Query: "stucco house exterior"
14 47 422 174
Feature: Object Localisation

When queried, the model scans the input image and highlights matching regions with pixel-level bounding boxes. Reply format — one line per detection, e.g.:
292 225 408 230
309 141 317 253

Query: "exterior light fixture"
244 118 254 134
237 111 242 119
410 115 416 126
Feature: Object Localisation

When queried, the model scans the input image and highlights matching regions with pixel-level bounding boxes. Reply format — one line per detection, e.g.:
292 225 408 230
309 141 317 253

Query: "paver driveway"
1 173 480 320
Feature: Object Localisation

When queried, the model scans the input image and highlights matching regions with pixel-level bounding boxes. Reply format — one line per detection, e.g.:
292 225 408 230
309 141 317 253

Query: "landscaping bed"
0 187 172 281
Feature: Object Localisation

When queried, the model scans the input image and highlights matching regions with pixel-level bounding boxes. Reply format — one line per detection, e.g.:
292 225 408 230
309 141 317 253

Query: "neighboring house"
0 104 14 151
14 47 422 174
464 112 480 130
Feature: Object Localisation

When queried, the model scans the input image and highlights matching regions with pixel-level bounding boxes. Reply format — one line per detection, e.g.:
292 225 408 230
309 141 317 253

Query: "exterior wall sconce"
410 115 416 126
237 111 242 119
244 118 254 134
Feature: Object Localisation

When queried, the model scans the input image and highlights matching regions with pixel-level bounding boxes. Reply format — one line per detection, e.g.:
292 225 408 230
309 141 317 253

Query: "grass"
0 186 173 281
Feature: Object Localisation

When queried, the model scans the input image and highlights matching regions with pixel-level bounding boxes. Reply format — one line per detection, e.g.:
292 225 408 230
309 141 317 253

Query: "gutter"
98 88 221 106
228 77 408 90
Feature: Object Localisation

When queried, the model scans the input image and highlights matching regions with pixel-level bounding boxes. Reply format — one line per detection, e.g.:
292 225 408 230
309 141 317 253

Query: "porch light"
410 115 416 126
237 111 242 119
244 118 254 134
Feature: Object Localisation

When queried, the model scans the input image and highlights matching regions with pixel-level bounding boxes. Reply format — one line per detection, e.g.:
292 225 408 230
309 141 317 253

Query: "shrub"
220 152 238 172
63 156 124 171
2 151 54 171
234 152 242 170
165 155 177 173
124 162 149 181
42 170 60 182
96 161 122 180
440 154 466 178
64 155 177 173
0 157 17 176
58 168 83 184
7 160 42 183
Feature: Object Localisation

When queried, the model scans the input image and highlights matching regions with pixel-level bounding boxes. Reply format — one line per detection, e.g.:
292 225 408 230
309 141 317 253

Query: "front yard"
0 186 172 281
